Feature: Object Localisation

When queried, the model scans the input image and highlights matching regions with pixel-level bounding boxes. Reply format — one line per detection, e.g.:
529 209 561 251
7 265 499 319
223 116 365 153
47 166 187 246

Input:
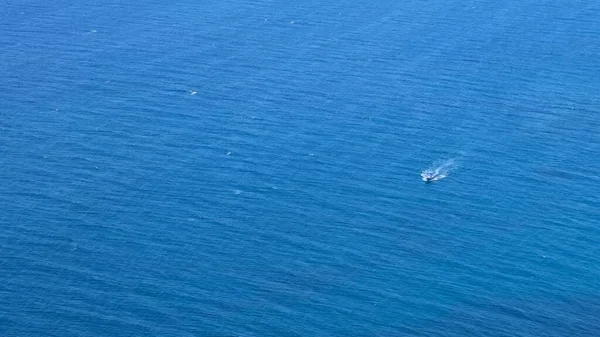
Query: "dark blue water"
1 0 599 336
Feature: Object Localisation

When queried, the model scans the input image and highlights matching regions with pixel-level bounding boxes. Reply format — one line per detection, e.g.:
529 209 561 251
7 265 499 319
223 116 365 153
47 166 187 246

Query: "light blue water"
1 0 599 336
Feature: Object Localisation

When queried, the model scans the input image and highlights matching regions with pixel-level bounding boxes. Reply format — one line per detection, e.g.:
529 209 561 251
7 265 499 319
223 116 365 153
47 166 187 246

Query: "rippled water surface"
1 0 599 336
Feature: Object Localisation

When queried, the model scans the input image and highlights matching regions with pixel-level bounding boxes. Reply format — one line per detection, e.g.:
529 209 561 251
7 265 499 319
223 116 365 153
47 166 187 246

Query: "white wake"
421 159 457 182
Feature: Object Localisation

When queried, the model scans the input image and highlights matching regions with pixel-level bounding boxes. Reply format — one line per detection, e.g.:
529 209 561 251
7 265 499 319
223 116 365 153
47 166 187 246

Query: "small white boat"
421 171 436 182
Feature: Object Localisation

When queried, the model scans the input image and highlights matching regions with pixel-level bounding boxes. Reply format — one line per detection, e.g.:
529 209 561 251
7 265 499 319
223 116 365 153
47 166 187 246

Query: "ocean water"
1 0 599 336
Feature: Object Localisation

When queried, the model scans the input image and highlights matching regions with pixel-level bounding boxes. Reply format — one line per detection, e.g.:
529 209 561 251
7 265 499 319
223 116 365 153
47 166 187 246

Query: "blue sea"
1 0 599 336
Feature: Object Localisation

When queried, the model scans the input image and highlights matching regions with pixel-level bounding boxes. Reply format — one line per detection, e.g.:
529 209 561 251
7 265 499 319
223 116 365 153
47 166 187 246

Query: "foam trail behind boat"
421 159 457 181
